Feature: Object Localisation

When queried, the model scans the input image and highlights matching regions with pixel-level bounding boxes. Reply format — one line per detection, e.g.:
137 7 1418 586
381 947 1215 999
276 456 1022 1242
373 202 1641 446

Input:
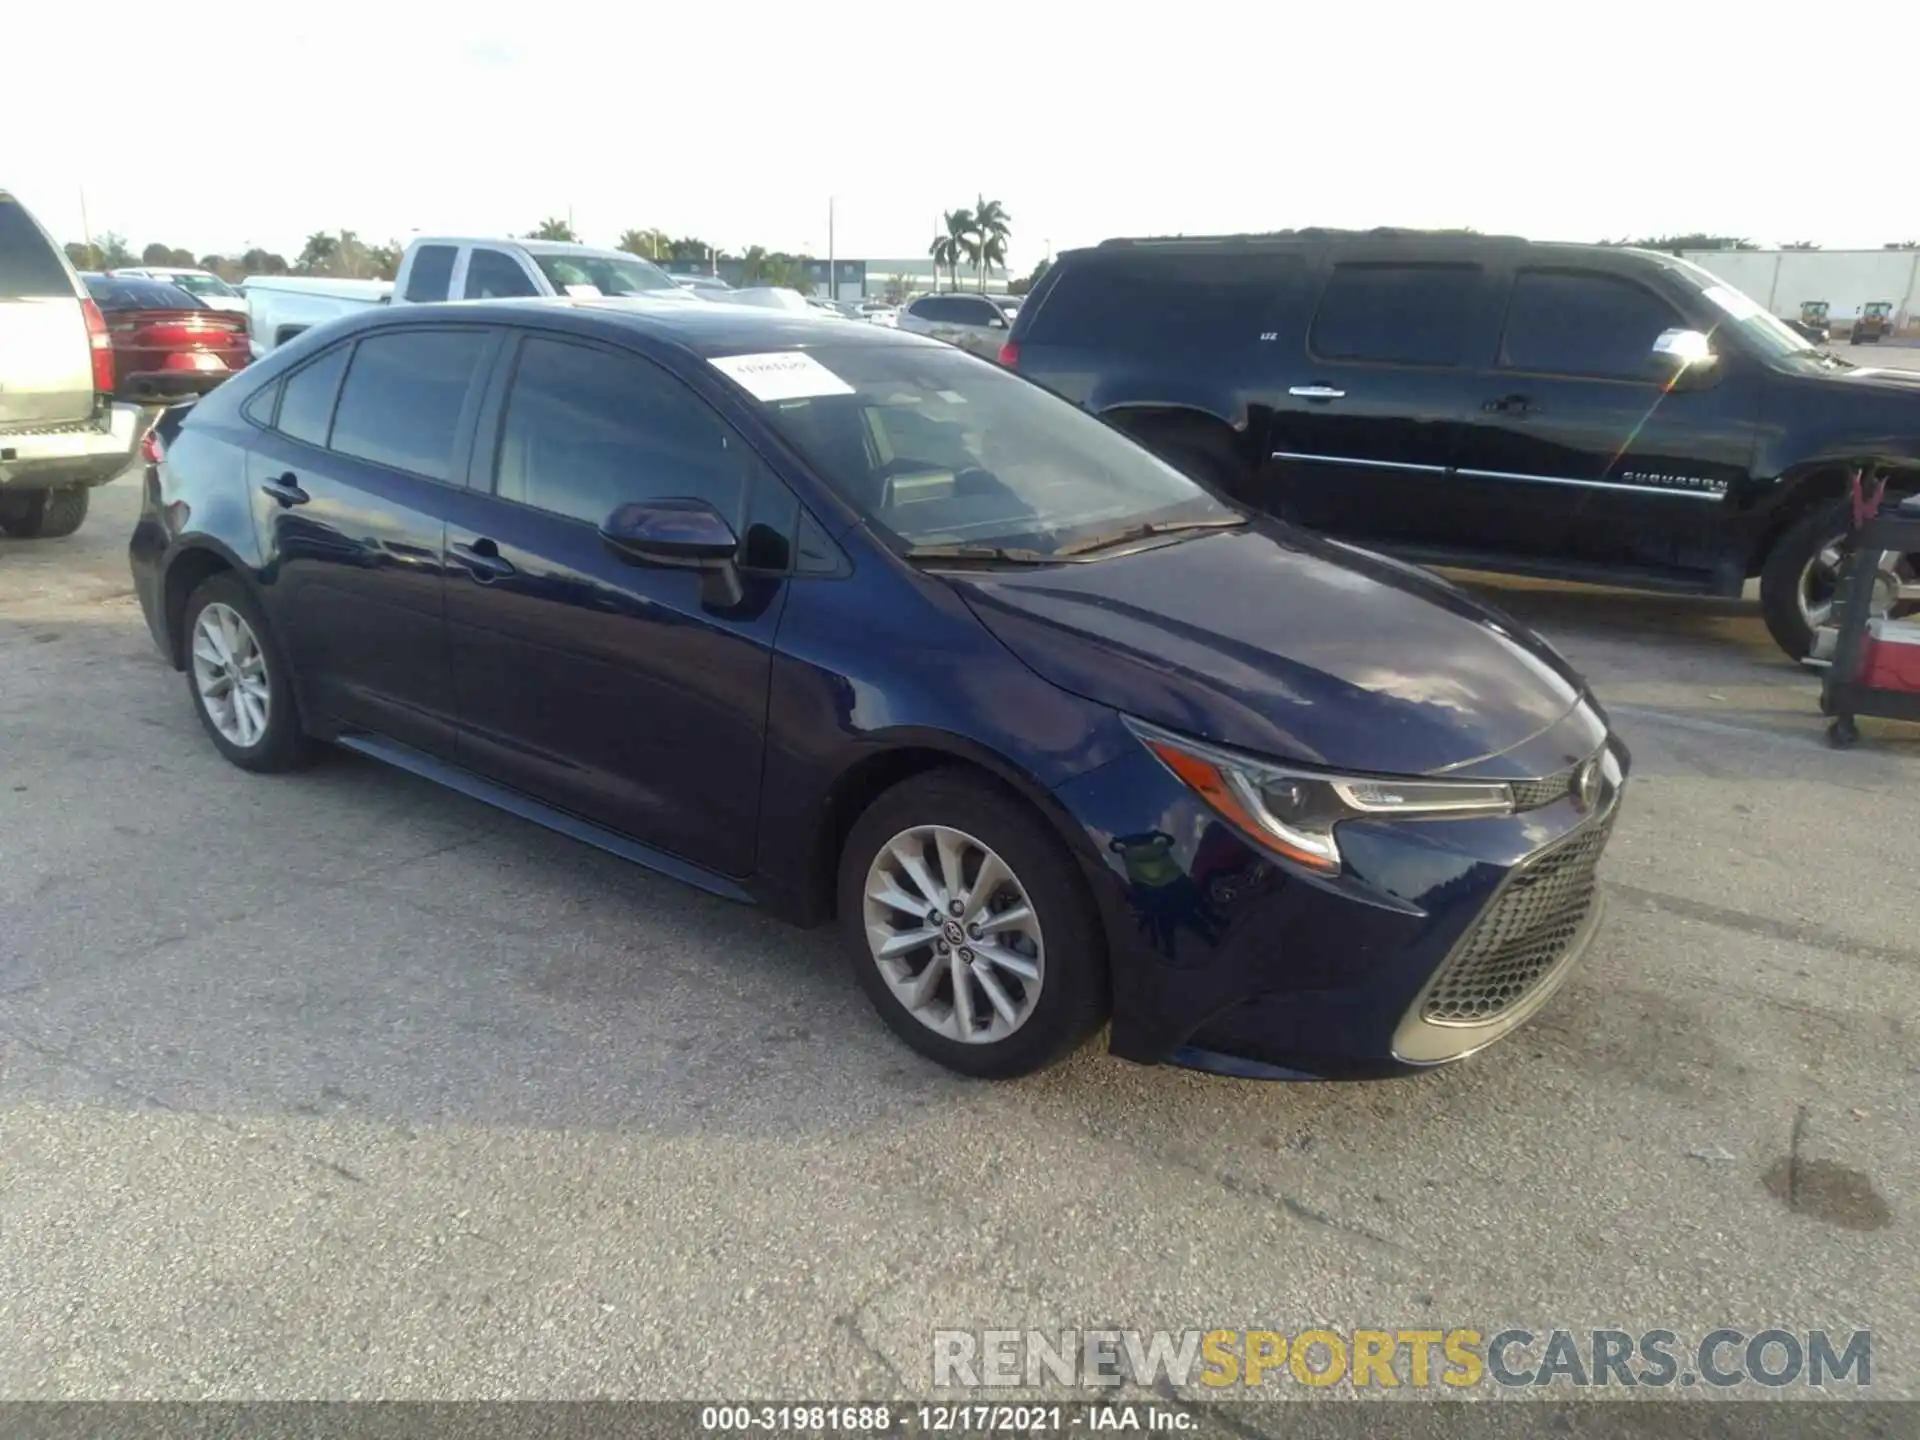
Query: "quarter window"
495 336 766 536
329 329 487 482
1309 262 1482 367
273 344 351 448
1499 269 1684 380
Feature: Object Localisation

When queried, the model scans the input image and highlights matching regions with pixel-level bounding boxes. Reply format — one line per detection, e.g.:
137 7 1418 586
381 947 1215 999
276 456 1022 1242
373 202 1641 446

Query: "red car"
80 274 249 402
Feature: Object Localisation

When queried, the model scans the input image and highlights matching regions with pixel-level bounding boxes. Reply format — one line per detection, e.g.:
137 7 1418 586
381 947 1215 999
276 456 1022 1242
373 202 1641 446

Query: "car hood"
945 524 1588 776
1829 364 1920 394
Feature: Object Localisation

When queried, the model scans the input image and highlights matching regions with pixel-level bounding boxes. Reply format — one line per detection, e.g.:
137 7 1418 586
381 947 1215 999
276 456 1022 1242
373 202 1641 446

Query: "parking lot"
2 347 1917 1403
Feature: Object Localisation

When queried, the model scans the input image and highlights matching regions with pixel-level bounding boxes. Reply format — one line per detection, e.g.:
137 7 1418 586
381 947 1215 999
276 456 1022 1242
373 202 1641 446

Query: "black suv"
1003 231 1920 659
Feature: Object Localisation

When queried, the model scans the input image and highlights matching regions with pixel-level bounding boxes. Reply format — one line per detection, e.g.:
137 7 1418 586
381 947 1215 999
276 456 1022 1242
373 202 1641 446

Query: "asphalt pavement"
1 365 1916 1404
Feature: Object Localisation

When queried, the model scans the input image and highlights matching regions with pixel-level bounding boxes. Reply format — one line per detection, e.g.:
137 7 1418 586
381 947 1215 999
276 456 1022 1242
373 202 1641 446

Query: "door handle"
1288 385 1346 400
1484 394 1539 415
260 473 309 507
450 539 516 581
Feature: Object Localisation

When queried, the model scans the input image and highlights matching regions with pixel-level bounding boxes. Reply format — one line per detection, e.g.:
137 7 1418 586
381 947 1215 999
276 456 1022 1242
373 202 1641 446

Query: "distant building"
660 255 1010 301
1680 247 1920 332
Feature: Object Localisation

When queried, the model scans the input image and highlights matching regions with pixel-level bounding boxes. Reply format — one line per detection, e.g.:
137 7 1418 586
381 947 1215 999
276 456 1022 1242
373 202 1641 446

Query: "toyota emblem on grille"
1572 757 1602 813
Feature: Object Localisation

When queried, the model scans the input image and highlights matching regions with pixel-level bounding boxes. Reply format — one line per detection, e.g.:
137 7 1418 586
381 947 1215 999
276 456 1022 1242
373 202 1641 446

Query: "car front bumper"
0 403 147 491
1053 724 1629 1080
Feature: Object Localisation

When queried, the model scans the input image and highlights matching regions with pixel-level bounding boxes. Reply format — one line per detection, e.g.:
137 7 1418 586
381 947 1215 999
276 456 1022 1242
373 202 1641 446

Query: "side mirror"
1649 328 1718 388
600 497 744 606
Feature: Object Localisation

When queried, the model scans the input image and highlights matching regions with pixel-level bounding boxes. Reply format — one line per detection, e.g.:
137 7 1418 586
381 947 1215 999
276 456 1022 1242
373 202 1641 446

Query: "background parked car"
1003 229 1920 661
896 292 1015 358
672 272 735 298
110 265 248 314
0 189 147 539
81 274 250 402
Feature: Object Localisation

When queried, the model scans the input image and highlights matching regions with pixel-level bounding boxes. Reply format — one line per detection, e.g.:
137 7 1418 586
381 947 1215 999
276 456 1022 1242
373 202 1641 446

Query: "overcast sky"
6 0 1911 269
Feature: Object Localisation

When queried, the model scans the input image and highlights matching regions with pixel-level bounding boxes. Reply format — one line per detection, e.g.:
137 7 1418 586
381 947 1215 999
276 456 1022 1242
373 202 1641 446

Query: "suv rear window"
403 245 457 302
0 196 76 299
1024 252 1311 352
1309 262 1480 367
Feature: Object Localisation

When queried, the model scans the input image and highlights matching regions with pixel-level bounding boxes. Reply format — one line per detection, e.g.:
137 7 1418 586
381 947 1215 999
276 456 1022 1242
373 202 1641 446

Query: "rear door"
0 192 94 428
1267 253 1499 545
246 324 497 756
1451 265 1753 572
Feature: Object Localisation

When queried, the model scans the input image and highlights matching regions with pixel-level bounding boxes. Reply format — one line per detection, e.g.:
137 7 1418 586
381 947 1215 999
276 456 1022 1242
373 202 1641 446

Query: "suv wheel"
837 770 1107 1078
0 485 89 539
1760 501 1915 660
181 574 316 772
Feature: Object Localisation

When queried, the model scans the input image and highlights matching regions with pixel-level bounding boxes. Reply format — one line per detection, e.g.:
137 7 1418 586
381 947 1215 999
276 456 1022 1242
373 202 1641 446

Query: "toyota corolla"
130 299 1627 1080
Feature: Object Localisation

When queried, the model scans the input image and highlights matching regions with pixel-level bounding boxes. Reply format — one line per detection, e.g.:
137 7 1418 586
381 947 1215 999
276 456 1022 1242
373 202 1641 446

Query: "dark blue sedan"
129 297 1627 1080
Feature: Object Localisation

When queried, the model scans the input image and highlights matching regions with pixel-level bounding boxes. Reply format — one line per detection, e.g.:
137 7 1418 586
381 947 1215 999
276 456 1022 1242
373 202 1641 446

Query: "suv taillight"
81 298 116 396
997 339 1020 367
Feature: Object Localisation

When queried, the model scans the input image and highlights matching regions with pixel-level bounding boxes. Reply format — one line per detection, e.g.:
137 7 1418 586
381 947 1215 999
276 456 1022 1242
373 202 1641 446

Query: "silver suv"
0 190 145 538
896 292 1016 360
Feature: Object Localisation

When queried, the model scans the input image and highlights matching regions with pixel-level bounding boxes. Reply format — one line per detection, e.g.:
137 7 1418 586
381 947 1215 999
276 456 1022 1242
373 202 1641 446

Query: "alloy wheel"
862 824 1046 1045
190 602 271 748
1798 540 1919 632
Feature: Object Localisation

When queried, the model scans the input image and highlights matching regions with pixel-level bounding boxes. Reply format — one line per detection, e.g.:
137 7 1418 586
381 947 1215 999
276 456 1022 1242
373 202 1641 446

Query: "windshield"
1666 258 1816 360
167 272 239 299
715 344 1239 557
533 252 678 296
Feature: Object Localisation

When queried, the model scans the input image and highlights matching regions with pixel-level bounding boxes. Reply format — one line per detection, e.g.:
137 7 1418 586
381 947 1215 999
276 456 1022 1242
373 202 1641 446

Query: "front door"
247 326 495 755
440 332 794 877
1267 256 1499 545
1450 266 1756 576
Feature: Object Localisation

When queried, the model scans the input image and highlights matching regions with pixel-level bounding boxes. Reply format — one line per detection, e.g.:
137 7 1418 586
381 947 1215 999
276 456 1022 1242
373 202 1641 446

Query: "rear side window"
495 335 760 530
274 345 352 447
1500 269 1684 380
1022 252 1311 353
1310 262 1480 367
402 244 457 302
0 196 75 299
908 296 951 321
464 248 538 299
329 329 487 481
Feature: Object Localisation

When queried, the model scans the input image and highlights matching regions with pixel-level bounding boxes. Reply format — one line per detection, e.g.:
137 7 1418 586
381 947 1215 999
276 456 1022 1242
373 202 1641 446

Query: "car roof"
1081 229 1684 269
324 295 949 358
411 237 666 265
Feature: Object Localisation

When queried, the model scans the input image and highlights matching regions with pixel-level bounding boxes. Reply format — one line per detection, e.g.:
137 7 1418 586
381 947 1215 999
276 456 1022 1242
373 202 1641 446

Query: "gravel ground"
1 375 1916 1407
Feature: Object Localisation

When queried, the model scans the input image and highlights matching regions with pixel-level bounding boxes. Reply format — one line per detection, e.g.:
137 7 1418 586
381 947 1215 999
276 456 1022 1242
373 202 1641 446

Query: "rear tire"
837 769 1108 1079
0 485 89 539
181 574 316 773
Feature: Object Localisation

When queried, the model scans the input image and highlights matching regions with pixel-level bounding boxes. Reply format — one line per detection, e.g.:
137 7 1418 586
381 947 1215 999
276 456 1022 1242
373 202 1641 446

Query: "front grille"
1510 768 1574 810
1422 817 1611 1025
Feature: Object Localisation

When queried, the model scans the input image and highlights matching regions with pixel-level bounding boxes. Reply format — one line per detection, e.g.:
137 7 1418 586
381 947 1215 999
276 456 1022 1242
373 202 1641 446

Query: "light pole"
827 195 836 302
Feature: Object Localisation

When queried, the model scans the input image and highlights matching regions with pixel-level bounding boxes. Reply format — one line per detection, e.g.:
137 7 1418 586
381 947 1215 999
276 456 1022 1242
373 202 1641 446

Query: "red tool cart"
1817 464 1920 749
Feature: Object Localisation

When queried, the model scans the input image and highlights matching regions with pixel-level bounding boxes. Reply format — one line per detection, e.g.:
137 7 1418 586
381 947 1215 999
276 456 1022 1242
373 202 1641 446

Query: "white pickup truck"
242 236 697 356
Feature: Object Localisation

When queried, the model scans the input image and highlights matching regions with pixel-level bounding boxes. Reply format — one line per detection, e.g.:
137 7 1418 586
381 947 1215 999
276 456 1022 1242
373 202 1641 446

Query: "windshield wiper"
902 542 1055 565
1051 516 1248 559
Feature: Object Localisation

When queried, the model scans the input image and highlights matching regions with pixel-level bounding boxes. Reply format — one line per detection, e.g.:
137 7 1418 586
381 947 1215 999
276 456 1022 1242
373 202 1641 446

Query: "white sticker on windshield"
710 350 856 402
563 283 603 297
1702 285 1764 321
936 390 968 404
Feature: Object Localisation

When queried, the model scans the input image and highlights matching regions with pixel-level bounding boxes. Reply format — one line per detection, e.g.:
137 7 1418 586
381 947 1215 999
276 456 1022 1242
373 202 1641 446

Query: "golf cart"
1788 300 1830 345
1852 301 1894 344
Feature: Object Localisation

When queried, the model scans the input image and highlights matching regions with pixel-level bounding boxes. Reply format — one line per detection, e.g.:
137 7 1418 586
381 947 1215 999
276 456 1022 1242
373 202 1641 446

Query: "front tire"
837 770 1108 1078
1760 501 1915 661
0 485 89 539
181 574 316 772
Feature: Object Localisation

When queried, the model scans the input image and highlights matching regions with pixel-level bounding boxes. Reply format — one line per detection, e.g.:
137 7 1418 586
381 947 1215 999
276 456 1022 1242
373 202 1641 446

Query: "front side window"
329 329 487 481
274 344 352 447
495 336 758 528
403 244 457 302
719 343 1240 557
1310 262 1481 367
530 252 678 296
464 249 539 300
1499 270 1682 380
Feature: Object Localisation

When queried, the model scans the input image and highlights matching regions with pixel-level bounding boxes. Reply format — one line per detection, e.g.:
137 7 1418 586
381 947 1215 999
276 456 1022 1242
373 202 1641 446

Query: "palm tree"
970 196 1011 293
527 217 579 242
617 228 671 259
297 231 336 275
931 208 973 291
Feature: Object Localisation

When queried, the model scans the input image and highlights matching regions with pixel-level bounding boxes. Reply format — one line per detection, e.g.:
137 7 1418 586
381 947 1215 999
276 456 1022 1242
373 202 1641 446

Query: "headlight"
1125 717 1513 875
